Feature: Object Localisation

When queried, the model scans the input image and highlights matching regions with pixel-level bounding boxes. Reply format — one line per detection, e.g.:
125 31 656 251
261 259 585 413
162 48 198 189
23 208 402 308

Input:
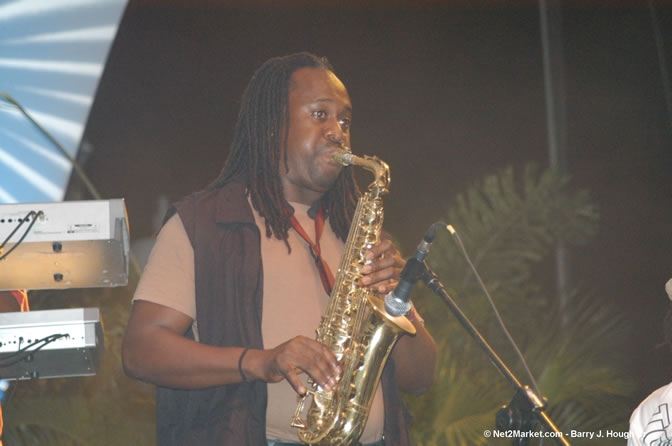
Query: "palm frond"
405 164 633 445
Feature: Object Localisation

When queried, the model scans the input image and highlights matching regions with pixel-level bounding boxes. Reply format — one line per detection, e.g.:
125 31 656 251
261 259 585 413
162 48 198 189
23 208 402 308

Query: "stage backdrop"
0 0 127 204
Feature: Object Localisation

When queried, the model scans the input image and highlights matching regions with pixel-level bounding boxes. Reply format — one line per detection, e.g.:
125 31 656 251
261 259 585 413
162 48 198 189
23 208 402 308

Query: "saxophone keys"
291 393 308 429
290 415 306 429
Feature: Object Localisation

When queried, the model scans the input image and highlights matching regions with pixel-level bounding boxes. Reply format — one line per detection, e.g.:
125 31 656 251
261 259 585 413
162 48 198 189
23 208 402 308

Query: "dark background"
79 0 672 408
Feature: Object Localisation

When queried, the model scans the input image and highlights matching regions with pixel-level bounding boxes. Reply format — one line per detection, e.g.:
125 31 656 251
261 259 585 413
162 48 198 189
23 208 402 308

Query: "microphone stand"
406 258 570 446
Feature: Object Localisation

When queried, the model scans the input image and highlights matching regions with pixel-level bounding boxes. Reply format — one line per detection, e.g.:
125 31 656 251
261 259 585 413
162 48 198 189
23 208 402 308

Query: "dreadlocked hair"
211 52 360 250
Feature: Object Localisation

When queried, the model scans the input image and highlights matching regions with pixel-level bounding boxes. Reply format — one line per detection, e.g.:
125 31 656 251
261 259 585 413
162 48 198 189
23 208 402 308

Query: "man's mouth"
322 147 343 165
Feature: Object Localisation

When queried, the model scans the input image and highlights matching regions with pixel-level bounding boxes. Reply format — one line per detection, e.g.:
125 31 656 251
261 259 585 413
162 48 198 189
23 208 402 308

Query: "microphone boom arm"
420 264 570 446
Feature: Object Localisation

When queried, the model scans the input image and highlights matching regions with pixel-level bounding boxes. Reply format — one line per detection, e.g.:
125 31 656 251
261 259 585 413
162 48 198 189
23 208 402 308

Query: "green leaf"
406 164 633 446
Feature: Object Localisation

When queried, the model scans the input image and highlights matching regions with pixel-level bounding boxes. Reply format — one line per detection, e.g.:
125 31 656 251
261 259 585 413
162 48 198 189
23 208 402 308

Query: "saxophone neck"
333 146 390 195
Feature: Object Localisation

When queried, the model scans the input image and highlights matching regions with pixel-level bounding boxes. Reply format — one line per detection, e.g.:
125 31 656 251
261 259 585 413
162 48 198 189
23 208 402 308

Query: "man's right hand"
245 336 342 395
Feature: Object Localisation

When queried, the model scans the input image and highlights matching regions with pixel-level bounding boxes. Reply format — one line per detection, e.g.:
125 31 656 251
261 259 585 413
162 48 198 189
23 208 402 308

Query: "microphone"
384 222 447 317
666 278 672 301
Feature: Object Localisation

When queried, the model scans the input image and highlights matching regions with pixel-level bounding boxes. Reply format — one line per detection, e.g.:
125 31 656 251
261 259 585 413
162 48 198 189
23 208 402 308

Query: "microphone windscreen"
666 278 672 301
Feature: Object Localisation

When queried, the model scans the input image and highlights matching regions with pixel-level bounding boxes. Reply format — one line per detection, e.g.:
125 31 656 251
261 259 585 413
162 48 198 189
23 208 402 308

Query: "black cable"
0 333 66 361
0 334 68 367
0 211 36 250
0 210 43 262
446 224 543 401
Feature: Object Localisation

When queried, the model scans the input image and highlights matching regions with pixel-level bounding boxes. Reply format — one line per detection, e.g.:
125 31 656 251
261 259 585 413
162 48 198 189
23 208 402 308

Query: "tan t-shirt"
133 200 384 443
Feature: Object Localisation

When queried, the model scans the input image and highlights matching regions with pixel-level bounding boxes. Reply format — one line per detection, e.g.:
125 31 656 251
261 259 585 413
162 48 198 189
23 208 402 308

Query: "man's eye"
339 118 351 132
312 110 327 120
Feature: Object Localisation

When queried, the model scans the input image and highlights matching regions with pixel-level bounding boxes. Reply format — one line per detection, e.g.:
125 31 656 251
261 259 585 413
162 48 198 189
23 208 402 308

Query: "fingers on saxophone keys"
285 368 308 396
362 255 394 275
364 239 393 261
283 359 329 395
377 278 398 294
303 366 336 393
314 347 341 392
361 264 402 289
297 341 341 393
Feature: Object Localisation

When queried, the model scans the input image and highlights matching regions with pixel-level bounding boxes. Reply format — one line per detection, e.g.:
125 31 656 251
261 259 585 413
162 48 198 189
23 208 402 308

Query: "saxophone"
290 145 416 445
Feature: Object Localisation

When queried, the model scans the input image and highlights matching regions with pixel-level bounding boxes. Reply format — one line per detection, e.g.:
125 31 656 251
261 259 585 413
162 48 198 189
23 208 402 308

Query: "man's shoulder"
177 179 247 211
641 382 672 407
630 382 672 425
174 178 255 233
629 382 672 445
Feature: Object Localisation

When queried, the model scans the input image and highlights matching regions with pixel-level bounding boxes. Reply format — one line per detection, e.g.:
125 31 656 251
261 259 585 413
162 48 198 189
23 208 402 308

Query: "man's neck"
282 186 325 207
285 199 322 220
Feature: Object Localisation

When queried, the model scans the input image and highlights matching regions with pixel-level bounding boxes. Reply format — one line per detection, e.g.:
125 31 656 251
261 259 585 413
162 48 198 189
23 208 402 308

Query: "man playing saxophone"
122 52 437 446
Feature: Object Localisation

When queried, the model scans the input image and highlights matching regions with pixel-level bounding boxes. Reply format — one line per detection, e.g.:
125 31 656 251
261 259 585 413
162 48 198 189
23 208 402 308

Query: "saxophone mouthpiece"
333 145 353 166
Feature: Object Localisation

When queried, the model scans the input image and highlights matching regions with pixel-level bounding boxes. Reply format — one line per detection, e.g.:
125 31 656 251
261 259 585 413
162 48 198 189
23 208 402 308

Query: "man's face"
281 67 352 205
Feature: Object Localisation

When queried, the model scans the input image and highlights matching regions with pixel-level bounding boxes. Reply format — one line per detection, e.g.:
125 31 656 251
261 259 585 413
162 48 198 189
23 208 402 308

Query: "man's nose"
323 119 345 144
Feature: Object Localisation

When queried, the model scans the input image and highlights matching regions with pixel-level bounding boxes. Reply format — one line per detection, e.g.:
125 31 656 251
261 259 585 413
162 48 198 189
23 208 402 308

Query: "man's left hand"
360 239 404 294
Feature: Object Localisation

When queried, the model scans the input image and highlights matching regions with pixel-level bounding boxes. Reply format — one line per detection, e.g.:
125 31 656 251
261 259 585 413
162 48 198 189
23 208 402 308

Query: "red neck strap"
288 205 334 296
